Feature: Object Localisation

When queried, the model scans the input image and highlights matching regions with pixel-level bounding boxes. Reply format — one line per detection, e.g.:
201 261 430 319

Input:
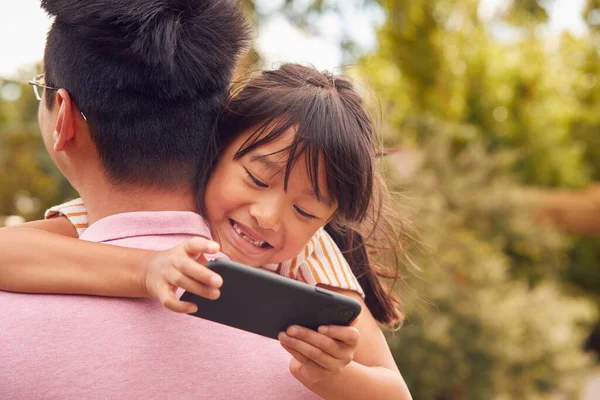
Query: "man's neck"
79 182 197 225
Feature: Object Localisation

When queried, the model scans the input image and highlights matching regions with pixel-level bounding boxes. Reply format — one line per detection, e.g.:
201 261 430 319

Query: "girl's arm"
279 287 412 400
18 215 80 237
1 218 149 296
0 221 222 312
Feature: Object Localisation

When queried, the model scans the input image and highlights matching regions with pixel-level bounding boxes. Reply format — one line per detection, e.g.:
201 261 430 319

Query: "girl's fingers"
197 252 210 266
183 237 220 257
155 282 198 314
165 268 220 300
280 343 311 365
318 325 360 347
286 325 347 359
172 255 222 288
278 331 341 372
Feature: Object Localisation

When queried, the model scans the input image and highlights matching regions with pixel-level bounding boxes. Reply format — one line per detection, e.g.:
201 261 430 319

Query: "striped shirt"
45 199 364 297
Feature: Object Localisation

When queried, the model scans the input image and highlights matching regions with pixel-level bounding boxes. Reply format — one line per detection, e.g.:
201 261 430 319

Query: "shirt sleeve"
44 198 89 237
266 228 364 298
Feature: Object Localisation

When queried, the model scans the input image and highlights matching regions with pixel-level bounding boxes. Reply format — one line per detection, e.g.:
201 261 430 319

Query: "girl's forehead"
234 125 296 163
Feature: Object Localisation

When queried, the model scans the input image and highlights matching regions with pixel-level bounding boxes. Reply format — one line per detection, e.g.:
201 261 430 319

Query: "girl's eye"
294 205 317 220
245 168 268 188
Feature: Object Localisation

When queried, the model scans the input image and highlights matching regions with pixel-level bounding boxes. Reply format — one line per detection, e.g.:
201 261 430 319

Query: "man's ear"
53 89 81 152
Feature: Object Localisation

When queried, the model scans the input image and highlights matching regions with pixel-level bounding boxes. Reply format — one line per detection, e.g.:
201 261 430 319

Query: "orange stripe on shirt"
297 267 308 283
306 236 329 284
317 234 343 288
57 203 85 210
65 211 89 217
327 235 358 290
305 259 321 285
287 257 297 279
311 247 332 286
324 233 353 289
74 224 89 229
288 245 311 280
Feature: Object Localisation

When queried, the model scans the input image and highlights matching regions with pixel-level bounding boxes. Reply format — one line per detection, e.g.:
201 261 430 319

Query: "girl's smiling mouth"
229 219 273 249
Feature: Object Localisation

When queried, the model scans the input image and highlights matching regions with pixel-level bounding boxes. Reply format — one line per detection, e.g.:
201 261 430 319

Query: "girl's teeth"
233 222 266 248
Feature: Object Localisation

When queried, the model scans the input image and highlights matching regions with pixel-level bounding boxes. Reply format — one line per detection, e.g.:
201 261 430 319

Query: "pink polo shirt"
0 211 318 399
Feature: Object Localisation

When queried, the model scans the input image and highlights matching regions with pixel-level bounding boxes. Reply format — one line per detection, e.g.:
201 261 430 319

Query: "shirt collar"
80 211 212 243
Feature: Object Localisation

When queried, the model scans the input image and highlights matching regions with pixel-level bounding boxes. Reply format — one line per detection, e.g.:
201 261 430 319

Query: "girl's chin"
234 258 263 267
219 241 268 267
226 252 266 267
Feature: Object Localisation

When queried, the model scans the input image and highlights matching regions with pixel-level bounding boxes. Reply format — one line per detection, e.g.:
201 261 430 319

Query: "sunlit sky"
0 0 589 79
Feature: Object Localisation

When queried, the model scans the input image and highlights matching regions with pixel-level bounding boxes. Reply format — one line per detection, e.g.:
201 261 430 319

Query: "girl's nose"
249 197 282 232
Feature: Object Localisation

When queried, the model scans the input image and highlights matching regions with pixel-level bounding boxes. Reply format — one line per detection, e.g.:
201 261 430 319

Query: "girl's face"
204 126 338 267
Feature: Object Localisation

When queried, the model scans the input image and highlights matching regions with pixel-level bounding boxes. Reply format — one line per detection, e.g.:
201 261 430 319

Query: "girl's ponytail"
324 225 403 325
326 173 411 327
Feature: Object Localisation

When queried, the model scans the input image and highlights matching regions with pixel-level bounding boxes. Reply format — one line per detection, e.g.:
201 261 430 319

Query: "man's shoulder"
0 291 316 399
80 210 212 246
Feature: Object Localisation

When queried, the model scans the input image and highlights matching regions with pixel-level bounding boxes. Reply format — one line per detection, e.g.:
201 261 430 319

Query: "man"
0 0 317 398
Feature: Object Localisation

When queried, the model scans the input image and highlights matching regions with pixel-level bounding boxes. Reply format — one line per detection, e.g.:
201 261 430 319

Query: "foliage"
362 0 594 188
0 73 77 222
354 0 600 397
386 126 597 399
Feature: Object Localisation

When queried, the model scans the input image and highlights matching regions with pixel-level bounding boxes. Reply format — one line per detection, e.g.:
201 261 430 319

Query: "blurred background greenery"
2 0 600 398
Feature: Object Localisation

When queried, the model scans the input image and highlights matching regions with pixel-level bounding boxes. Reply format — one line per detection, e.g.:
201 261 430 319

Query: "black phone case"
180 259 362 340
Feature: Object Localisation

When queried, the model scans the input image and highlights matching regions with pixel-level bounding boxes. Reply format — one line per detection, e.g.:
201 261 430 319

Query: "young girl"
0 64 411 399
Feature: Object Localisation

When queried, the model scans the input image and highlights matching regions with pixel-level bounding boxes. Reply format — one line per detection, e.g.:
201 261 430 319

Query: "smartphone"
180 258 362 340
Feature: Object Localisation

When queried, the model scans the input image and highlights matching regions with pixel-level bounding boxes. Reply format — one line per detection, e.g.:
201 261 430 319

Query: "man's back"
0 212 317 399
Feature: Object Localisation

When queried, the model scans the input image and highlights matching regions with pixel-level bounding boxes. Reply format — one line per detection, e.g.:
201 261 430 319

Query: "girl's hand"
143 237 223 314
278 325 360 383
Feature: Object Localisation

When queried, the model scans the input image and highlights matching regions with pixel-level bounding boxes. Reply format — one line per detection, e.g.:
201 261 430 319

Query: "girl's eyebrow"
303 187 333 207
250 154 285 172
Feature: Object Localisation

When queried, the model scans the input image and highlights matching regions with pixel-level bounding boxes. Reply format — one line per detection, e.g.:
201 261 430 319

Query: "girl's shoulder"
45 198 89 237
264 228 365 298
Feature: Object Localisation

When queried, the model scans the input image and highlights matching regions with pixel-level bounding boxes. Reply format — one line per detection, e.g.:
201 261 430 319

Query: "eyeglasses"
28 73 58 100
28 73 87 122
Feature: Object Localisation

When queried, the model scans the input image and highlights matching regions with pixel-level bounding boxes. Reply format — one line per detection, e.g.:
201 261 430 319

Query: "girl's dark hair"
198 63 406 325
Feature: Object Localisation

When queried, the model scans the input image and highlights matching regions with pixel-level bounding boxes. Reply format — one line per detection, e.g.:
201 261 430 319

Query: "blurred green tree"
0 72 77 223
384 121 596 399
361 0 591 187
388 126 596 400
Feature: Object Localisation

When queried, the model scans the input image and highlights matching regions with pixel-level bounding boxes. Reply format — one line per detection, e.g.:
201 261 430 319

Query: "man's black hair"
41 0 250 188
